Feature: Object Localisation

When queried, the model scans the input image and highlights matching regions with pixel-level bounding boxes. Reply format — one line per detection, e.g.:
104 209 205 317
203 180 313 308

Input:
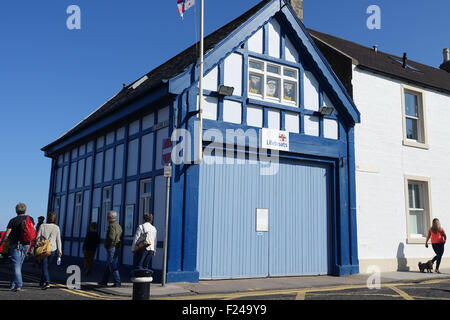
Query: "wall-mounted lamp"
218 85 235 96
319 106 334 116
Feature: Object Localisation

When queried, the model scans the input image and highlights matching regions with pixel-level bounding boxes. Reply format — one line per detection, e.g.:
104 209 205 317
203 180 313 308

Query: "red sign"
162 138 172 164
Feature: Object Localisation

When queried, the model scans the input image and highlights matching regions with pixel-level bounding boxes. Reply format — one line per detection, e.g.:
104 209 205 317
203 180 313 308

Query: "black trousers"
432 243 445 270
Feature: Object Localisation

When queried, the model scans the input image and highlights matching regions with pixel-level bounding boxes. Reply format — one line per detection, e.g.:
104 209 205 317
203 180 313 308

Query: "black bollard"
131 269 153 300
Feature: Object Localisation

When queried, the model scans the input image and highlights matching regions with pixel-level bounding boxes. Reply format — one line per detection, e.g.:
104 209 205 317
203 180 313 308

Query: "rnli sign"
261 128 290 151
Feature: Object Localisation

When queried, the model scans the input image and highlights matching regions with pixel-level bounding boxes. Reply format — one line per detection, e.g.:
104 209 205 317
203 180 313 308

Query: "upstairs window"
248 58 298 106
402 87 427 148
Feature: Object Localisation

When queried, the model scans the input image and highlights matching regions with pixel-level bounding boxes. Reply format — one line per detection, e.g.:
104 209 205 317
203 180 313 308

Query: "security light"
319 106 334 116
218 85 235 96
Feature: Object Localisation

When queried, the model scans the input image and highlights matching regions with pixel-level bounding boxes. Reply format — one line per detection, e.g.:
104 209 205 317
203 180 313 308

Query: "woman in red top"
425 218 447 273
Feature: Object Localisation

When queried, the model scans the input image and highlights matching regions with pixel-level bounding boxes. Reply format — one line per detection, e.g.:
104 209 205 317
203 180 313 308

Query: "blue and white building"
42 0 360 283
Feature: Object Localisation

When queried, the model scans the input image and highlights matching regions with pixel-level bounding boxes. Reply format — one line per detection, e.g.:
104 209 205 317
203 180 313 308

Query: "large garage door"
197 156 331 279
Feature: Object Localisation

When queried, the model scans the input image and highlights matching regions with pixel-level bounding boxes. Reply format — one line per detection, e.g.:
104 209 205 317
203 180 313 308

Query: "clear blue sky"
0 0 448 229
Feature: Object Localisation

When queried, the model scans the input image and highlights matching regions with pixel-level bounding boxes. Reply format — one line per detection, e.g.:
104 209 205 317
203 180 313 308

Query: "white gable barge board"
279 5 359 124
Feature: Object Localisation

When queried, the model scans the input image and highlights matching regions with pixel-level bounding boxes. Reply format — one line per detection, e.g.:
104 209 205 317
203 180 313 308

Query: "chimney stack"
290 0 303 22
440 48 450 73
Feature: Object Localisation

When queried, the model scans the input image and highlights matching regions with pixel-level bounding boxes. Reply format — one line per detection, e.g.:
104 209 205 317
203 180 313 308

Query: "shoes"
41 282 51 290
112 284 121 288
97 281 108 286
12 287 23 292
435 270 441 274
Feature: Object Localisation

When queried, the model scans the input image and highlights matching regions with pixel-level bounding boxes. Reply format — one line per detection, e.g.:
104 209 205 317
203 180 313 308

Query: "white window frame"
139 179 152 226
101 186 112 237
401 85 428 149
248 58 298 107
404 176 432 244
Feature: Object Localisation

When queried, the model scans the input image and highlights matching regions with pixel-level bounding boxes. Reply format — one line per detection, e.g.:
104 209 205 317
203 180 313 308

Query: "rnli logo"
279 134 287 142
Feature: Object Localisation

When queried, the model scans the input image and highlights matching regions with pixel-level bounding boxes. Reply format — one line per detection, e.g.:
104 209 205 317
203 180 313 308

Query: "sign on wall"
261 128 290 151
256 208 269 232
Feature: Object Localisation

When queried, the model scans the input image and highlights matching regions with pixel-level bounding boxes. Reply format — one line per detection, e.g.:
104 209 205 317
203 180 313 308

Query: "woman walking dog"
425 218 447 274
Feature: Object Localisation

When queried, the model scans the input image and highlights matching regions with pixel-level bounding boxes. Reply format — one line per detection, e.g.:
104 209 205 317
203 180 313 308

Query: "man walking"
98 211 122 287
0 203 36 291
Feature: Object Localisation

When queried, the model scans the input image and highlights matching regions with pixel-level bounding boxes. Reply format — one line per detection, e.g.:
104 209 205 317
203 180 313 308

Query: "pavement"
2 256 450 300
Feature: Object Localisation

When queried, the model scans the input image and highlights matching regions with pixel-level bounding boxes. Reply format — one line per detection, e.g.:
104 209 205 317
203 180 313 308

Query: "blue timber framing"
43 0 360 283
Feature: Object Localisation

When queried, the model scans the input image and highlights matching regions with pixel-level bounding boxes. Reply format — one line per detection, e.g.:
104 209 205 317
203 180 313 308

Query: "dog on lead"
418 260 433 273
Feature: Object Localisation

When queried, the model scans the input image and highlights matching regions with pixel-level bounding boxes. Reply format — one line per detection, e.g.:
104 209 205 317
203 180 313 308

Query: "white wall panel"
65 193 74 237
104 148 114 182
323 119 338 140
116 127 125 140
62 166 68 192
198 95 218 121
224 53 242 96
304 71 320 111
129 120 140 135
248 28 263 54
106 131 115 145
223 100 242 124
285 112 300 133
140 133 154 173
158 106 170 123
142 113 155 130
285 37 299 63
247 105 263 128
77 159 85 188
94 152 104 184
268 19 281 59
84 156 92 186
122 245 133 265
203 66 218 92
114 144 124 180
69 162 77 190
268 109 280 129
127 139 139 177
304 115 319 136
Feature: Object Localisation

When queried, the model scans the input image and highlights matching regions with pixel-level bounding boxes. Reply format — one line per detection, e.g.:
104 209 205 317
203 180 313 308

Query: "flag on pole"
177 0 195 18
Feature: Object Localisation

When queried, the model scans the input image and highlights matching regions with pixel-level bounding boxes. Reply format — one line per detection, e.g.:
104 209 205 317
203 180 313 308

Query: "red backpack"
21 216 37 245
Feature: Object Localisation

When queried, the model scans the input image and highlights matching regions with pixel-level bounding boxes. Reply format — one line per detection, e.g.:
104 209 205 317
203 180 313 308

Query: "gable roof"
42 0 272 153
43 0 360 154
308 29 450 95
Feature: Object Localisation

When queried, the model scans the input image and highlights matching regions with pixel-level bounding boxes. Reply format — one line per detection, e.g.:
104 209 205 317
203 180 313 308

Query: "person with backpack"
35 212 62 289
0 203 36 292
132 213 157 270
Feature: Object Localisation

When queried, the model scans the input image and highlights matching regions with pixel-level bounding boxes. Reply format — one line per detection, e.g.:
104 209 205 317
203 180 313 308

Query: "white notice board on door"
256 208 269 232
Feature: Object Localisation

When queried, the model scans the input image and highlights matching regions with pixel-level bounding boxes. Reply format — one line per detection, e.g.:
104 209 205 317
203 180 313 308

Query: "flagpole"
197 0 204 163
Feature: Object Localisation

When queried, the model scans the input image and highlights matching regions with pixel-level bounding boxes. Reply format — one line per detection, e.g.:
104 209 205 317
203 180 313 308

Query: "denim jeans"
40 251 57 284
10 243 30 289
102 247 121 285
134 250 153 270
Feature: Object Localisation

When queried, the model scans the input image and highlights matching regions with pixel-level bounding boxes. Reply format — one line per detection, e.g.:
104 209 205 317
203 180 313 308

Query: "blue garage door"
197 156 331 279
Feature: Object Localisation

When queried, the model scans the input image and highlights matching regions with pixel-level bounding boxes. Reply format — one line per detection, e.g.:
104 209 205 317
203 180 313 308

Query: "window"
405 177 431 243
73 193 83 237
402 86 427 148
101 187 112 236
139 179 152 225
248 58 298 106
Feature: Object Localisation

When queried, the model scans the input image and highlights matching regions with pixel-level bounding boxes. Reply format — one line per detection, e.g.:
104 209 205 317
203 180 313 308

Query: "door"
197 155 331 279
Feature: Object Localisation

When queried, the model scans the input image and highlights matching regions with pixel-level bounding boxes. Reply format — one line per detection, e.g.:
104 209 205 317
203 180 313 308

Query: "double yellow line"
17 271 130 300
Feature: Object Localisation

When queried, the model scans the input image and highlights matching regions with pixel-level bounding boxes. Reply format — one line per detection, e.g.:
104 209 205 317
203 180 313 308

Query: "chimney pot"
373 45 378 52
440 48 450 73
290 0 303 22
444 48 450 63
402 52 407 68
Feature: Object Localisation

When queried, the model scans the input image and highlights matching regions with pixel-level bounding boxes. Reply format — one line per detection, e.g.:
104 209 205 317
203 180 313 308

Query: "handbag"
135 225 152 251
35 226 56 260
